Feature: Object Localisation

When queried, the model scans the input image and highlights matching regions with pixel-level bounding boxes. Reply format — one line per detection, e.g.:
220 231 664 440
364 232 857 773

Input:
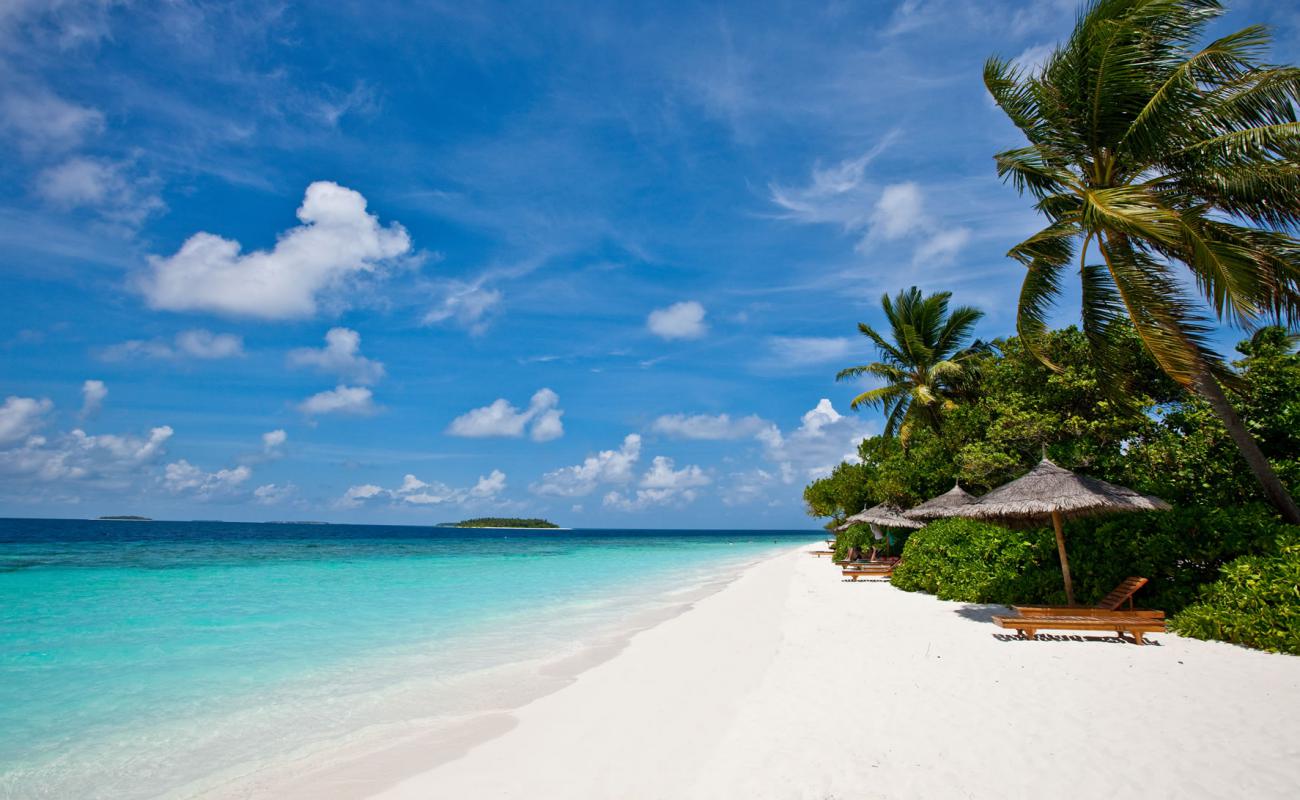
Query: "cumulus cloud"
338 469 507 508
868 182 926 241
650 412 771 440
288 327 385 385
647 301 707 340
447 388 564 442
101 330 245 361
422 280 502 334
532 434 642 497
604 455 711 510
1 418 174 486
761 399 873 482
298 385 375 416
253 483 296 505
773 152 973 266
262 429 287 454
79 380 106 419
163 460 252 496
0 395 52 445
142 181 412 319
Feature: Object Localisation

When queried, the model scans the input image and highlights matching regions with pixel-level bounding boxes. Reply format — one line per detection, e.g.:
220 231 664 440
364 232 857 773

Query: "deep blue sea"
0 518 817 799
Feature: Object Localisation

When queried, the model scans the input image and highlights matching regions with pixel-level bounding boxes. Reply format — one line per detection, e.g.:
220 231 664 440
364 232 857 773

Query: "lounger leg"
1020 628 1035 640
1132 631 1145 646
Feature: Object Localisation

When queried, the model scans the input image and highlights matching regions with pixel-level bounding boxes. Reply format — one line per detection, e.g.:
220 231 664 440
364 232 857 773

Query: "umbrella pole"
1051 510 1075 606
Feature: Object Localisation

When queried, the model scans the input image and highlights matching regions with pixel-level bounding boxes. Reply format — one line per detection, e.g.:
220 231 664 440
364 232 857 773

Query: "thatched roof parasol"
902 482 978 521
941 458 1170 605
835 503 923 532
957 458 1170 521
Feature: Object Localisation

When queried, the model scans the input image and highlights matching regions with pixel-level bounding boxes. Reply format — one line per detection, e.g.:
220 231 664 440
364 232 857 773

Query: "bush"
1061 505 1292 613
1171 533 1300 655
833 524 911 561
890 518 1062 604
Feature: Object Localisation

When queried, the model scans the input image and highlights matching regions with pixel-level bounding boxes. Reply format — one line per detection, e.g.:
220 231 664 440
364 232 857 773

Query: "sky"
2 0 1297 528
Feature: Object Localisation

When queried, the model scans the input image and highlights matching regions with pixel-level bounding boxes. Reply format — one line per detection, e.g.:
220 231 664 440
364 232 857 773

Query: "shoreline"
189 546 791 799
365 545 1299 800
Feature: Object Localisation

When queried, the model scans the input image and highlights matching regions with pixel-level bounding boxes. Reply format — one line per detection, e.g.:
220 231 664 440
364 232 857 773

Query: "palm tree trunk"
1192 371 1300 524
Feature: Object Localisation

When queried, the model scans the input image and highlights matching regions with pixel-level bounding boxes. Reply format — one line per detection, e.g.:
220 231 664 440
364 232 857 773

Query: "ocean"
0 518 817 799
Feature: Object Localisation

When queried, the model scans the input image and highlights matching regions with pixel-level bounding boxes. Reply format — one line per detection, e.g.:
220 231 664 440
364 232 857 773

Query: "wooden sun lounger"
993 611 1166 645
842 564 896 581
809 550 835 557
1012 577 1151 615
994 577 1165 644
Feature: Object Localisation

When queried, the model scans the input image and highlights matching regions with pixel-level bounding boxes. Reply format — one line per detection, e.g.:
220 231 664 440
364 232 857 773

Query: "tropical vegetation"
805 0 1300 655
836 287 984 441
984 0 1300 522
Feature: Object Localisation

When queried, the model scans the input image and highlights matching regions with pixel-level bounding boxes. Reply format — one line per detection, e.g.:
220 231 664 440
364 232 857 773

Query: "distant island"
437 518 560 529
97 515 153 521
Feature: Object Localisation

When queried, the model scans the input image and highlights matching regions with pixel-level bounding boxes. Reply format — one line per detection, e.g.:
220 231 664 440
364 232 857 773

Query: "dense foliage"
439 518 559 528
890 507 1300 617
836 287 984 440
807 326 1300 525
986 0 1300 522
1171 533 1300 656
890 518 1062 604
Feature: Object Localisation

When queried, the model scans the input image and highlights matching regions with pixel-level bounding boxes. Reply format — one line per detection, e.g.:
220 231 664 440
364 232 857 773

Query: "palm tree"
837 287 984 441
985 0 1300 522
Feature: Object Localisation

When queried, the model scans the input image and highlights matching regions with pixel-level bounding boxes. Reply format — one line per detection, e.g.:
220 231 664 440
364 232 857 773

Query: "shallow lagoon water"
0 519 816 798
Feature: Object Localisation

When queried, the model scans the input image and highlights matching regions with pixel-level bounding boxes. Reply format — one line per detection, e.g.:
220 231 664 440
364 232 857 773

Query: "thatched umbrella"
835 503 923 532
902 482 978 522
944 458 1170 605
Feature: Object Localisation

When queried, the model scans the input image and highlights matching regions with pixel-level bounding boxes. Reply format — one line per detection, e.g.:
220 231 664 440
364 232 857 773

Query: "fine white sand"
364 545 1300 800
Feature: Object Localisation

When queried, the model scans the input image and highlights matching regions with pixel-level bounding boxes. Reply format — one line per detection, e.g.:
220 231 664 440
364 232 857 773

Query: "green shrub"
890 518 1062 604
1171 534 1300 655
1062 505 1291 612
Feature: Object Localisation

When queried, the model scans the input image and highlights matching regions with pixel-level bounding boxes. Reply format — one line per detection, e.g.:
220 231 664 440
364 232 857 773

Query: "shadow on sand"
952 604 1161 646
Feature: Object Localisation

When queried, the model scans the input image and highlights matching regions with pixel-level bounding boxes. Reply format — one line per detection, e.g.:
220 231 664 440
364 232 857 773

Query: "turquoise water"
0 519 815 798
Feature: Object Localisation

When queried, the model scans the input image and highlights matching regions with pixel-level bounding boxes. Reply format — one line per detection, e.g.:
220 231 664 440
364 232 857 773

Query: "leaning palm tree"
985 0 1300 522
836 287 984 441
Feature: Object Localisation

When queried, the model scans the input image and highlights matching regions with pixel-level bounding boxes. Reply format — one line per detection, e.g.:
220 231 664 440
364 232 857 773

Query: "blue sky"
2 0 1296 528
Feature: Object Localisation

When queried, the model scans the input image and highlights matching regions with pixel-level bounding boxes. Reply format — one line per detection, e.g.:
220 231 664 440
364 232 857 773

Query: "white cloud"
0 88 104 153
604 456 711 510
650 412 771 440
868 182 926 241
288 327 385 385
339 483 385 507
763 336 853 369
447 388 564 442
1012 42 1056 76
142 181 412 319
79 380 106 419
338 469 507 508
767 136 897 229
774 156 973 266
470 469 507 498
35 157 163 227
422 280 502 334
253 482 295 505
298 385 375 416
1 420 174 486
164 459 251 496
262 429 287 454
532 434 642 497
914 227 972 266
647 301 707 340
760 398 873 482
101 330 245 361
0 396 52 445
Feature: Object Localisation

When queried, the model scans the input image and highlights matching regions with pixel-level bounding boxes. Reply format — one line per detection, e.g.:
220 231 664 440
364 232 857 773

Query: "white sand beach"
352 544 1300 800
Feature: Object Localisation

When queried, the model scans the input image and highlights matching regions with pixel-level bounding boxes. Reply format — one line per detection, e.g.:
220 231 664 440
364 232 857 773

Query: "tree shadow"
952 604 1006 623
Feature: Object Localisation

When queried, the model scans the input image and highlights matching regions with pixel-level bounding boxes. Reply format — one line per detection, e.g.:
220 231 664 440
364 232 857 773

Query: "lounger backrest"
1095 577 1148 610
